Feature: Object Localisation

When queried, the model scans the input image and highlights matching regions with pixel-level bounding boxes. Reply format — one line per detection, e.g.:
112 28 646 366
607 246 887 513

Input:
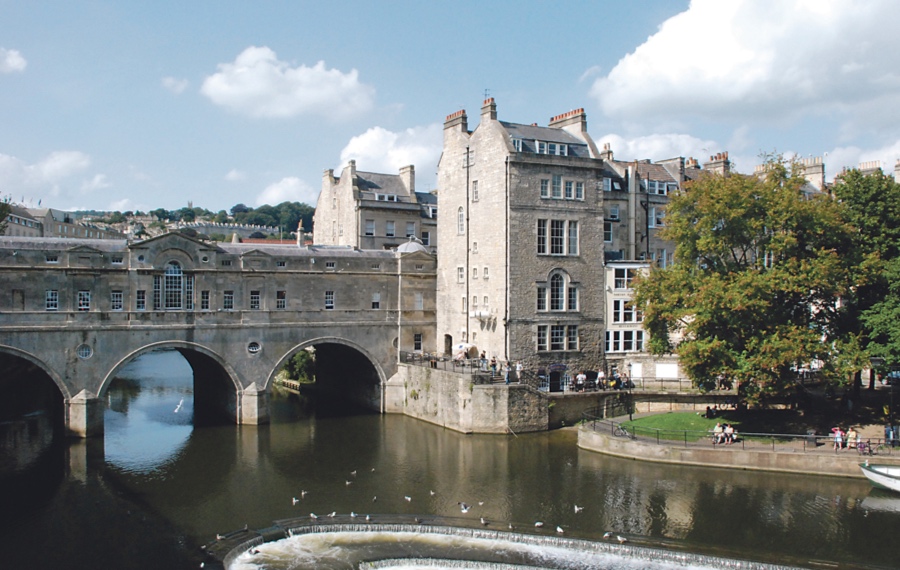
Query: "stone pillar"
67 437 105 482
66 390 104 438
239 382 269 425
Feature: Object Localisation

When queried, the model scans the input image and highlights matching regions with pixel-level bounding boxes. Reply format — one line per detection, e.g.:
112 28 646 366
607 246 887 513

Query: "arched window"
457 207 465 235
550 273 564 311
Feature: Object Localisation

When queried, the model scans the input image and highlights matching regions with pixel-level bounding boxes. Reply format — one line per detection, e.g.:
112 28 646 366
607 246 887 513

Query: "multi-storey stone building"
314 160 437 252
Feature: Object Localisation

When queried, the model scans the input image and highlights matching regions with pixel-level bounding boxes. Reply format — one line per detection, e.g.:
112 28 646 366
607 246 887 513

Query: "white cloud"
0 48 26 73
0 150 92 198
595 132 719 164
80 173 110 193
161 76 189 94
224 168 245 182
340 124 442 177
201 46 375 119
256 176 317 206
590 0 900 133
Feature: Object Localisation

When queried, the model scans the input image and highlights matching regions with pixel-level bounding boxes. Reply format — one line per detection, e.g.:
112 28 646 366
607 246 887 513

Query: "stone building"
28 207 125 239
314 160 437 252
436 100 611 386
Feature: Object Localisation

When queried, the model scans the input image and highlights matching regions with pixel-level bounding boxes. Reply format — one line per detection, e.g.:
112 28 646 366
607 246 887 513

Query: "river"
0 350 896 570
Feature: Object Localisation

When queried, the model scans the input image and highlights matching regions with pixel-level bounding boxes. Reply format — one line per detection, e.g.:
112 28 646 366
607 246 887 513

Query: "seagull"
373 496 377 502
429 490 436 496
404 496 412 502
301 490 308 498
350 512 358 518
327 512 336 517
603 532 612 539
508 524 515 530
174 398 184 413
458 502 471 513
350 470 357 477
216 534 224 540
292 497 300 505
617 535 627 544
480 517 488 526
556 526 564 534
365 514 371 521
534 522 544 528
249 549 260 555
574 505 584 513
478 501 485 506
345 481 352 486
309 513 318 520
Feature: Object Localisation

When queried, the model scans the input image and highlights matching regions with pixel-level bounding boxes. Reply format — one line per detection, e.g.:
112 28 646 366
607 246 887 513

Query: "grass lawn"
620 409 816 442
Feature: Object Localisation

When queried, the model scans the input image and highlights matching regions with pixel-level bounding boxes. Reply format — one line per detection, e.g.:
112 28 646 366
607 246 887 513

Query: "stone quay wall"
386 364 548 434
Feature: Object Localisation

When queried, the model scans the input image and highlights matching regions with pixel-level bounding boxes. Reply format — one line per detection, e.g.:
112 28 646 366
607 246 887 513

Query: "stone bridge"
0 233 436 437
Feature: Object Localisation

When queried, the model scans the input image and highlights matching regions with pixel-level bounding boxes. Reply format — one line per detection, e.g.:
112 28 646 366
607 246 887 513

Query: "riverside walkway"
578 416 900 479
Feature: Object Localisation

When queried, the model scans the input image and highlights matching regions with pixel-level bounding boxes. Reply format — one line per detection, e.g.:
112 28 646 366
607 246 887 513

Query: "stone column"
239 382 269 425
66 389 104 438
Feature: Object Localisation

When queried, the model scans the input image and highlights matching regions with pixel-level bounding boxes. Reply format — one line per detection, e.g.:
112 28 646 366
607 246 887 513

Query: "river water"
0 350 896 570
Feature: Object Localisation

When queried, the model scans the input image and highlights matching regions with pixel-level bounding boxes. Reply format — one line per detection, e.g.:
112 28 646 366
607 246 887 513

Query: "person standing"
504 362 511 384
515 361 523 383
597 369 606 391
575 371 586 392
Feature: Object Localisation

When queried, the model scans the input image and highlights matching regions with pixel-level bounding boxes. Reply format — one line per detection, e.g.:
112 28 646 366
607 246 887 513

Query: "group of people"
479 352 522 385
712 422 737 445
571 370 633 392
832 426 861 451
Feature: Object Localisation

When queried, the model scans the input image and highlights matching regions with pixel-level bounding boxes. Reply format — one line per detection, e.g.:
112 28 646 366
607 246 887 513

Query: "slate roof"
356 171 411 196
501 122 592 158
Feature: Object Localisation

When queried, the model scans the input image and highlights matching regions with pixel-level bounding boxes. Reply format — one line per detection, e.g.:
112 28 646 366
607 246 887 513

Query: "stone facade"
314 160 437 253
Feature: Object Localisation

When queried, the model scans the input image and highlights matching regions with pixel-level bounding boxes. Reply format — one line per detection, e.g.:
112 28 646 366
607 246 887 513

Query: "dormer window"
511 138 522 152
375 193 397 202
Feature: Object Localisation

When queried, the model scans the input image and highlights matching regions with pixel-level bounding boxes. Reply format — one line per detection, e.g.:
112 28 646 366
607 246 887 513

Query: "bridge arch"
0 344 69 400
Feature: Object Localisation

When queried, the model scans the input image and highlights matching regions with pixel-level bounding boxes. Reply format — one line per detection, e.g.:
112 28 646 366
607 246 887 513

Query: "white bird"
327 512 336 517
404 496 412 502
350 512 358 518
429 490 436 496
480 517 488 526
574 505 584 513
478 501 485 506
301 490 308 498
345 480 352 486
350 470 357 477
603 532 612 539
365 514 371 521
617 535 627 544
174 398 184 413
556 526 564 534
508 524 515 530
373 496 377 502
309 513 318 520
216 534 224 540
459 502 471 513
534 522 544 528
292 497 300 505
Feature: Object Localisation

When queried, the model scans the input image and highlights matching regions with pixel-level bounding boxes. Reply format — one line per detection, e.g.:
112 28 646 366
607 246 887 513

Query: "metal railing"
581 410 896 455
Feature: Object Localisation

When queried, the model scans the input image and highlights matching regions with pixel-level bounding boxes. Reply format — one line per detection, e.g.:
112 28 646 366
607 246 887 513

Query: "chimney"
703 151 731 176
798 156 825 191
600 142 613 161
399 165 415 194
858 160 882 176
548 108 587 132
481 98 497 121
444 109 468 131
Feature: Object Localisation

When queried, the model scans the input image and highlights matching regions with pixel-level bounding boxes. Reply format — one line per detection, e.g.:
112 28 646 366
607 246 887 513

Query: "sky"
3 0 900 214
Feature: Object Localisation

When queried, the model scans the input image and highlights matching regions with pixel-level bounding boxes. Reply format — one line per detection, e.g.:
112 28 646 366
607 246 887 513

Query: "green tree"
284 350 315 383
633 160 856 404
0 197 10 235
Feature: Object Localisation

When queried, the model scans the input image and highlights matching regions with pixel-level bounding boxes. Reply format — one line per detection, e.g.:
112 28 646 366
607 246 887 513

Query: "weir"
211 519 810 570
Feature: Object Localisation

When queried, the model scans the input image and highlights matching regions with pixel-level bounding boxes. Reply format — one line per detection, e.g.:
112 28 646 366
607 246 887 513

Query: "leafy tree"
231 203 249 216
214 210 230 224
149 208 168 222
284 349 315 383
0 197 10 235
633 160 856 404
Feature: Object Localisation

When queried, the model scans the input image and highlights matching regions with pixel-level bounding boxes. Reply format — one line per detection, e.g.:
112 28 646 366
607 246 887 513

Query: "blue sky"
2 0 900 213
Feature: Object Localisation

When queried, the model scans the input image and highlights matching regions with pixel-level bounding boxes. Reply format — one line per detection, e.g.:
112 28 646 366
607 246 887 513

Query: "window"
548 143 557 155
552 175 562 198
414 333 423 351
472 241 478 254
376 193 397 202
163 261 184 309
550 220 565 254
325 290 334 310
224 291 234 310
575 182 584 200
565 180 574 199
372 293 381 309
608 204 620 221
277 290 286 309
540 179 549 198
537 141 547 154
655 248 668 269
457 267 465 283
550 325 565 350
472 180 479 202
550 274 564 311
365 219 375 236
462 296 467 312
386 221 395 237
78 290 91 311
649 206 665 228
537 286 547 311
45 290 59 311
483 295 488 307
221 260 232 267
111 256 123 264
472 267 478 279
46 255 59 263
567 326 579 350
201 290 209 310
415 292 424 310
603 178 612 192
457 207 465 235
604 222 613 243
339 223 343 236
111 291 123 311
567 286 578 311
250 290 260 310
326 261 336 269
483 266 489 279
537 220 547 254
371 263 382 269
614 268 638 289
421 231 430 246
276 260 286 268
613 300 642 323
511 138 522 152
472 296 478 308
567 221 578 255
136 290 146 311
537 325 548 351
606 330 644 352
406 222 416 237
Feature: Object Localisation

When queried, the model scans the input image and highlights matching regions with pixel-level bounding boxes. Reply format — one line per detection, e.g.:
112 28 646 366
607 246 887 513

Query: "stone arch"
266 336 388 390
98 340 241 397
0 344 70 400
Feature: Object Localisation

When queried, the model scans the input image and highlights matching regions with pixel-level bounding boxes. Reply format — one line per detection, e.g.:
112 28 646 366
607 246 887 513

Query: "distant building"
26 208 125 239
314 161 437 252
4 204 43 237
